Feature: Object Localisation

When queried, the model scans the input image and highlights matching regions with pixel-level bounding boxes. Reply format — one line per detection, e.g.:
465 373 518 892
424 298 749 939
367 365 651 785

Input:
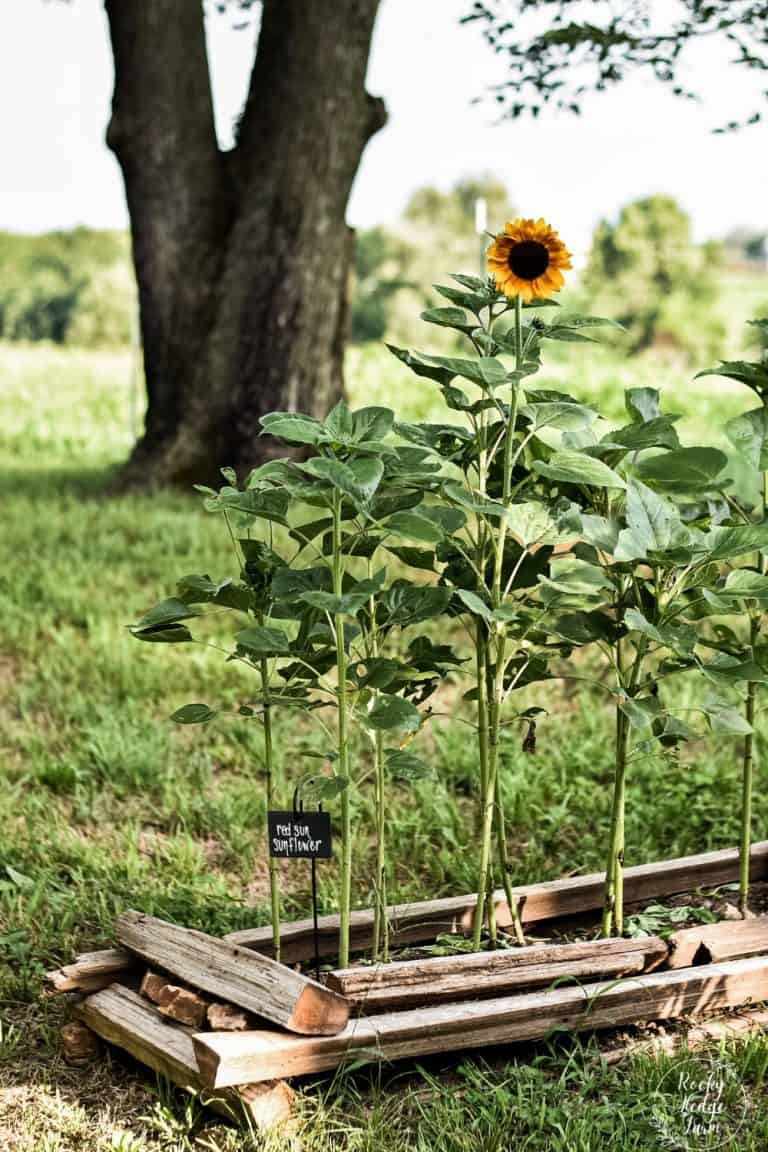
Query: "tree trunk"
104 0 385 487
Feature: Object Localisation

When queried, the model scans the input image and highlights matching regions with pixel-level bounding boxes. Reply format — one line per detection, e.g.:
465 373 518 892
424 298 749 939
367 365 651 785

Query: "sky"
1 0 766 260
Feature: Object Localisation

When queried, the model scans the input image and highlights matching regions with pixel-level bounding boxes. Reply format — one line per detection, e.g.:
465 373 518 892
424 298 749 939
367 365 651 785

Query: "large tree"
104 0 384 485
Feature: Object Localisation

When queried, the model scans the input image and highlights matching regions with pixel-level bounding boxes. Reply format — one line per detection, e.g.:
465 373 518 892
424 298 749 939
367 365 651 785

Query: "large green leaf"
624 608 696 657
386 511 446 544
236 625 292 658
634 447 728 494
534 451 626 489
418 353 508 389
701 523 768 562
301 456 384 506
721 569 768 603
378 583 452 628
132 598 199 633
220 487 290 524
260 412 325 446
696 360 768 397
614 481 686 562
363 694 421 733
323 401 394 446
725 406 768 471
420 306 475 333
387 345 456 386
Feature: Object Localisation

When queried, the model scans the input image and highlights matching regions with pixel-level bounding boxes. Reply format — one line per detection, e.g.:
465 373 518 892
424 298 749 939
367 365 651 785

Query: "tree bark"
104 0 385 487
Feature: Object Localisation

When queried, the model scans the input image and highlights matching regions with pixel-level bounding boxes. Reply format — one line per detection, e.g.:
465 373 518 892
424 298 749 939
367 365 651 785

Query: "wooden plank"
73 984 294 1130
226 841 768 963
193 954 768 1087
116 911 349 1036
46 948 134 994
668 917 768 969
324 936 667 1011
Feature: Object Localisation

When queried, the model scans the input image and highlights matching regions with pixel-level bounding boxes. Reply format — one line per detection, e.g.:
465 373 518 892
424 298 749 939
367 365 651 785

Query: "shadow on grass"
0 462 128 502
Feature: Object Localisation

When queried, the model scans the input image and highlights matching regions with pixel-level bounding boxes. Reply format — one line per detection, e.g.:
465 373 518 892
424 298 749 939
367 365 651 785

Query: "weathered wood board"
73 984 293 1129
325 935 668 1011
193 955 768 1087
668 917 768 969
226 841 768 962
116 911 349 1036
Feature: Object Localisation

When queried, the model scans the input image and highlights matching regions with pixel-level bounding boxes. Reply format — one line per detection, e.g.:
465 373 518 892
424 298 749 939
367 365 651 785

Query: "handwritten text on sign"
267 811 332 859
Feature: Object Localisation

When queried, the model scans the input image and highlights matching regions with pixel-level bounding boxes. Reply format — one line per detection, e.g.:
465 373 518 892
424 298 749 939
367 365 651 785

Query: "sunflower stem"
332 494 352 968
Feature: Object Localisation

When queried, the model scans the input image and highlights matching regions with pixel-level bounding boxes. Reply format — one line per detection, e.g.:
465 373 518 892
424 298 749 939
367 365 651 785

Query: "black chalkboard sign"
268 811 332 859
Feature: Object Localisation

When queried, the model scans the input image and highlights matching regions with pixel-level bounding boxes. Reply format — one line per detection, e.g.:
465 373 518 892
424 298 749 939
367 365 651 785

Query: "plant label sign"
268 811 332 859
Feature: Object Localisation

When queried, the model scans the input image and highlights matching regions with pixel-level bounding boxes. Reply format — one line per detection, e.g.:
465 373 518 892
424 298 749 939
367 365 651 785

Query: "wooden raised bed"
51 841 768 1131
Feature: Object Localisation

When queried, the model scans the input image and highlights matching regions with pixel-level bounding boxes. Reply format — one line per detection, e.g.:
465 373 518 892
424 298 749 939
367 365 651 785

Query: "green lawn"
2 334 768 1149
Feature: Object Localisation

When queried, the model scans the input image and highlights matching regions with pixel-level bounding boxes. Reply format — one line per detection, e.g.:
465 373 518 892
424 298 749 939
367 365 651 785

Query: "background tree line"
2 185 766 360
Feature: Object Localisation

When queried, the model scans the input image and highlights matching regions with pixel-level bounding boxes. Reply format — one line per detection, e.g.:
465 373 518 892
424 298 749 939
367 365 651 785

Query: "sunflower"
487 218 572 303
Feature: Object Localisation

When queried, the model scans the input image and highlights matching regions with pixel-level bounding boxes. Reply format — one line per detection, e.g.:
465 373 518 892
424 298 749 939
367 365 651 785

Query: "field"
3 320 768 1149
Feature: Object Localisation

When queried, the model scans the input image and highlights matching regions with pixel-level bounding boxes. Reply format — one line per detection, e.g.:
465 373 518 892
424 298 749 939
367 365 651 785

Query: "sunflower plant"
696 321 768 915
388 218 626 944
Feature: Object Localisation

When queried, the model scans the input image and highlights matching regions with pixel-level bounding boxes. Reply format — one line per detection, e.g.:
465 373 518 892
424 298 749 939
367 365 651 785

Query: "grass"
2 324 768 1148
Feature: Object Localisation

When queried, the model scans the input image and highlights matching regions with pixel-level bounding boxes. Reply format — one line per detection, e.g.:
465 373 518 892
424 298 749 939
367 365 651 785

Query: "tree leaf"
614 481 686 561
624 607 696 656
702 703 753 735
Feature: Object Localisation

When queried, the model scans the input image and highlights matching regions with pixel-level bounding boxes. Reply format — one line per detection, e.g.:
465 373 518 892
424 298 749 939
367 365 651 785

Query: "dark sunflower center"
508 240 550 280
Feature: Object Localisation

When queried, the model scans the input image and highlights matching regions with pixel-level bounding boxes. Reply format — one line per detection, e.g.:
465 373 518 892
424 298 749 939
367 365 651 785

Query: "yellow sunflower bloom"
487 217 572 303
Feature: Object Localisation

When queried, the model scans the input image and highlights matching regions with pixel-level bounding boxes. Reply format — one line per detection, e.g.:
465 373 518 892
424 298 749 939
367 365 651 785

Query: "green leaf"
624 608 696 656
618 696 660 729
625 388 662 423
363 694 421 733
602 418 680 453
635 447 728 494
725 407 768 471
386 511 446 544
442 480 506 516
387 345 456 386
301 456 384 506
323 401 394 446
296 772 349 804
534 451 626 489
260 412 325 445
420 306 474 332
384 545 437 572
696 360 768 397
701 655 768 686
418 354 508 389
385 749 431 780
378 583 452 628
456 588 493 623
506 502 558 547
520 400 596 431
702 703 753 735
132 598 198 634
721 569 768 603
220 488 290 524
236 625 291 658
702 523 768 561
614 481 686 562
171 703 217 725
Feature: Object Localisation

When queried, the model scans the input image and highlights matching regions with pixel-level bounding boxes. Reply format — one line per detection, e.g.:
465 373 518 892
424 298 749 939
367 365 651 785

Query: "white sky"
1 0 766 259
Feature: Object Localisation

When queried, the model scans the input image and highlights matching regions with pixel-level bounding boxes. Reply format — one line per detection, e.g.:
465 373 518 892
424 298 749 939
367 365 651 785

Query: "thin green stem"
332 494 352 968
369 558 389 963
740 653 757 917
259 648 281 963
